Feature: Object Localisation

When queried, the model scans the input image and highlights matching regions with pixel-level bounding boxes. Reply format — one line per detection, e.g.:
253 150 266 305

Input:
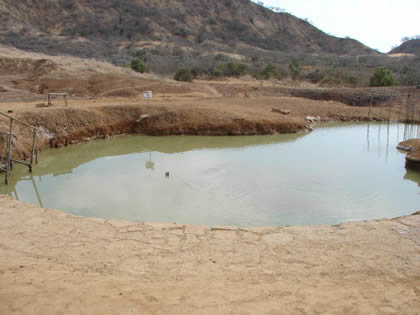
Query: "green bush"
262 63 278 79
211 62 248 78
190 67 200 79
135 49 149 62
289 58 302 81
130 58 147 73
369 67 396 86
211 65 225 77
174 69 193 82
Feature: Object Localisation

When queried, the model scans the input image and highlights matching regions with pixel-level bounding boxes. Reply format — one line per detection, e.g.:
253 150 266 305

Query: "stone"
272 108 291 115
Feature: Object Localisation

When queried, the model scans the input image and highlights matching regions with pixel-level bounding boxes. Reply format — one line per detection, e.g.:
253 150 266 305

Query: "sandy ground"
0 195 419 314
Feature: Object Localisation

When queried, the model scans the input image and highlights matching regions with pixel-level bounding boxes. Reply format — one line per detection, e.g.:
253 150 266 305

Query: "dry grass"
0 44 157 80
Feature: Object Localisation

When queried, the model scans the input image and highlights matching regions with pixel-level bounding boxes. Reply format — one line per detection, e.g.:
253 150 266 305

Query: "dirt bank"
0 195 419 314
1 94 394 159
398 139 420 168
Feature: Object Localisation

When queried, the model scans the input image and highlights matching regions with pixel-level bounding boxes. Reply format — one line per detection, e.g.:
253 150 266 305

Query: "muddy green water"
2 123 420 227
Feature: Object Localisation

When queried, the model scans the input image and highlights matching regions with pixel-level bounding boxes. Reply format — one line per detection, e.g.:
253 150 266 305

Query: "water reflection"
366 121 420 160
2 123 420 227
145 152 155 170
404 170 420 187
12 174 44 208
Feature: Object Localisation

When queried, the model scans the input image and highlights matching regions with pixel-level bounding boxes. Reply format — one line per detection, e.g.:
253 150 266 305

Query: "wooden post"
397 95 402 123
6 132 13 184
379 99 383 121
64 94 68 106
406 94 411 123
5 133 10 184
387 93 393 124
368 95 373 121
48 94 51 106
30 128 37 171
8 119 13 171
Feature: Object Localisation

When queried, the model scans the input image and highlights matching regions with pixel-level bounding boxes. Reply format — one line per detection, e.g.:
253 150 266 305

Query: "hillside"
0 0 376 70
389 39 420 56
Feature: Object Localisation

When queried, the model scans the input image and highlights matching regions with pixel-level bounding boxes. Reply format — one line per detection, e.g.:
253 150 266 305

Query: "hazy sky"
258 0 420 53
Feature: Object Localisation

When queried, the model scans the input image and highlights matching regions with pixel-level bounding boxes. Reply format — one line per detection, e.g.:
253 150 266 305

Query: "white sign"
143 91 152 99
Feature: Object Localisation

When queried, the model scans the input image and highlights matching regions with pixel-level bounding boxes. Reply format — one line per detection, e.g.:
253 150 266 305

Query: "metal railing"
0 112 38 184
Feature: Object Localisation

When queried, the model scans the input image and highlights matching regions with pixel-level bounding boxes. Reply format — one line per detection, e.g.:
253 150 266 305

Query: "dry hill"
0 0 376 69
390 39 420 56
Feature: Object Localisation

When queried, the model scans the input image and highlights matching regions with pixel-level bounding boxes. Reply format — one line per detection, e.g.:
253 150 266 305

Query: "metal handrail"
0 112 37 130
0 112 38 184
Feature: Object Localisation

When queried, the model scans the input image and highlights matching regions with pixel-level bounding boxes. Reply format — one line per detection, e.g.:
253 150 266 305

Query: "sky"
257 0 420 53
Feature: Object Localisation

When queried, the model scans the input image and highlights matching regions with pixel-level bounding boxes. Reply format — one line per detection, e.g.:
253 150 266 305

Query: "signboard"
143 91 152 99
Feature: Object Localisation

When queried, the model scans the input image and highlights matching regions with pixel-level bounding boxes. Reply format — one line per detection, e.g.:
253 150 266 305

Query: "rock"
136 114 150 123
397 139 420 152
272 108 291 115
398 139 420 166
305 115 321 122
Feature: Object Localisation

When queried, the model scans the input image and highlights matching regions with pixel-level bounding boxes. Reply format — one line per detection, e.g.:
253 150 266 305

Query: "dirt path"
0 195 419 314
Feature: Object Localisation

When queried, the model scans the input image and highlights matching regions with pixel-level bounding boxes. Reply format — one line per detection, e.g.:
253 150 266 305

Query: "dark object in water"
165 171 169 177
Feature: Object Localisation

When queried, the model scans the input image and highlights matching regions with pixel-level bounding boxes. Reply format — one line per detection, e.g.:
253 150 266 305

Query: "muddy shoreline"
2 96 411 160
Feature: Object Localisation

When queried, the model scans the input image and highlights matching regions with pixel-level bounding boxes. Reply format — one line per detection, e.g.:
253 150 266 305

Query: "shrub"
174 69 193 82
369 67 396 86
130 58 147 73
305 69 325 83
262 63 278 79
289 58 302 81
225 62 248 76
211 65 225 77
400 68 420 86
211 62 248 78
190 67 200 79
135 49 149 62
215 54 230 62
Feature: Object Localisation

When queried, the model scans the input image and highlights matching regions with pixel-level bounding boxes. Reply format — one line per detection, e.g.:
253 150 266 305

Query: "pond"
1 122 420 227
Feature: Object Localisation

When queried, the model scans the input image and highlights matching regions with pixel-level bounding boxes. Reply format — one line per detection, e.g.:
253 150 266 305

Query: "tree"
130 58 147 73
289 58 301 81
369 67 396 86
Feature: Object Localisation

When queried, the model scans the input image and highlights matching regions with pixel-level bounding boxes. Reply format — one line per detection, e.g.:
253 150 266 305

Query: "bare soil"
0 196 419 314
1 48 420 314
